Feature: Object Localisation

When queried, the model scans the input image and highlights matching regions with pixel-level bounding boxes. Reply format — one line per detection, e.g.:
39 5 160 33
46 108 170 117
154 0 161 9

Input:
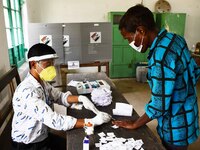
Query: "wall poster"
90 32 101 43
63 35 69 47
39 35 52 46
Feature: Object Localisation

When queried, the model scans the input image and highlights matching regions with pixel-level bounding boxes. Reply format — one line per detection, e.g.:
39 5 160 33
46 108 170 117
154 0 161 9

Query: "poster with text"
90 32 101 43
39 35 52 46
67 61 80 70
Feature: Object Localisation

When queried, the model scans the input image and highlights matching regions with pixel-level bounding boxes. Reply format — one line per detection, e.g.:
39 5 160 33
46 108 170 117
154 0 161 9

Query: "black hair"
28 43 56 69
119 4 156 33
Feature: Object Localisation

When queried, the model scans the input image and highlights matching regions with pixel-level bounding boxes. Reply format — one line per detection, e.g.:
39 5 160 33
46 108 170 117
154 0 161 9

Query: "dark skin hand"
112 113 151 129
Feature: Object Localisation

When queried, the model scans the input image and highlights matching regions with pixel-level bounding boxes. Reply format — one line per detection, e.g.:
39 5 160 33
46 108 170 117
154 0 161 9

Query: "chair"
0 66 21 150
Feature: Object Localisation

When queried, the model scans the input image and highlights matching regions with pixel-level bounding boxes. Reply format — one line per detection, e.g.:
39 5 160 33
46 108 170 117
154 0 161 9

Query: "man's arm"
67 95 79 104
74 119 85 128
112 113 151 129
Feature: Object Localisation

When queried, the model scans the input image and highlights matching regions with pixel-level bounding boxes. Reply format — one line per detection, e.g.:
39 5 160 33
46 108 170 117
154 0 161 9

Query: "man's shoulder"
16 77 36 93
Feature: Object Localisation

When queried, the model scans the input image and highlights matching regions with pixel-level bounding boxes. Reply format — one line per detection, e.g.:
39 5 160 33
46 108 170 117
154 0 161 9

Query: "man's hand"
85 111 111 126
78 95 99 114
112 120 136 129
112 113 152 129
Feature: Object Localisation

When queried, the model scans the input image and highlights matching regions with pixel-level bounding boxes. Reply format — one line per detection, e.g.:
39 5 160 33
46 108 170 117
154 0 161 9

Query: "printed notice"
68 61 80 69
90 32 101 43
39 35 52 46
63 35 69 47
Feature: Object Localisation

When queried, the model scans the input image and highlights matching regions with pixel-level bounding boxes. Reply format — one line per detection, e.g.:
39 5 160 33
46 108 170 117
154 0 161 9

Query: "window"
3 0 26 67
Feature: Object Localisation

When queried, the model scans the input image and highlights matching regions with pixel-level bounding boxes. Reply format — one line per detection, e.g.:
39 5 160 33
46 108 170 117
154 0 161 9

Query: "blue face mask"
129 32 144 53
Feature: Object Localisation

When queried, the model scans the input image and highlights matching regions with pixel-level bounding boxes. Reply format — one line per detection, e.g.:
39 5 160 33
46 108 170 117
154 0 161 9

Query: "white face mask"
129 32 144 53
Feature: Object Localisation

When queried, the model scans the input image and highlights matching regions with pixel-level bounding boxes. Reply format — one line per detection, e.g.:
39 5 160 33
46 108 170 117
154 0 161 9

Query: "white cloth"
11 73 77 144
91 88 112 106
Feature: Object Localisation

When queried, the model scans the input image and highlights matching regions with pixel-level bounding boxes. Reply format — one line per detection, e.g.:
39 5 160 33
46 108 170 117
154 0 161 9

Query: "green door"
109 12 186 78
110 46 135 78
155 13 186 36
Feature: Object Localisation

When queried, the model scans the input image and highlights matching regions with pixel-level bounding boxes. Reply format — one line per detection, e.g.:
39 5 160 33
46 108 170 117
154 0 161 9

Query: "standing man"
11 43 111 150
112 4 200 150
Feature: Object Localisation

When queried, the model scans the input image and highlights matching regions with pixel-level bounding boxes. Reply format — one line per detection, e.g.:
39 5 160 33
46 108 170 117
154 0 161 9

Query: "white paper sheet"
67 80 80 87
112 102 133 116
96 132 144 150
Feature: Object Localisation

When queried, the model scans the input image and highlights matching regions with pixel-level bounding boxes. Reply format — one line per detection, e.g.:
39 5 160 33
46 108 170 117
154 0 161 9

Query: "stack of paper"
113 102 133 116
91 88 112 106
96 132 144 150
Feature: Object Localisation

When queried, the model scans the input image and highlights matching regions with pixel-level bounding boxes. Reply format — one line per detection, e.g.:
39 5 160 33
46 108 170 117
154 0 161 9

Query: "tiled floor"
112 78 200 150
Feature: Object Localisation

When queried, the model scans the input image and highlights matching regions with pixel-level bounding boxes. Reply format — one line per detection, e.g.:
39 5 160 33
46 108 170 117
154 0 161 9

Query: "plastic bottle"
83 135 90 150
84 122 94 135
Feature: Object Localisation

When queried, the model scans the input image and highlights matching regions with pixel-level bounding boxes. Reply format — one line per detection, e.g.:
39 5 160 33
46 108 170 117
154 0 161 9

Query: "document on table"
96 132 144 150
67 80 80 87
112 102 133 116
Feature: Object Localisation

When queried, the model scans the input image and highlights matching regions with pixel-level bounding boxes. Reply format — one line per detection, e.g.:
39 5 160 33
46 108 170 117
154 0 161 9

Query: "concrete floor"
112 78 200 150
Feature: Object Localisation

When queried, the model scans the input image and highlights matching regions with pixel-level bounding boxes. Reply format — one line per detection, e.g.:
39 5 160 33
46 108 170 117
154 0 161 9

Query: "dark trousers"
12 133 66 150
162 141 188 150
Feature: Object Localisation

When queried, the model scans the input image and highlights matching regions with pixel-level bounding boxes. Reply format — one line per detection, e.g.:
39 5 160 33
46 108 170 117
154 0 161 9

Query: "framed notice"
39 35 52 46
63 35 69 47
68 61 80 69
90 32 101 43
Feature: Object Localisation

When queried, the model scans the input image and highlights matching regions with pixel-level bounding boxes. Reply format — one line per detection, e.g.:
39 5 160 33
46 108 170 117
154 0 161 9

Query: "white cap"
28 54 58 61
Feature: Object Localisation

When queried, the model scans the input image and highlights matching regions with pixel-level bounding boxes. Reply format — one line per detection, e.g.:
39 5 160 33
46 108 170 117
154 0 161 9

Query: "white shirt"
11 73 77 144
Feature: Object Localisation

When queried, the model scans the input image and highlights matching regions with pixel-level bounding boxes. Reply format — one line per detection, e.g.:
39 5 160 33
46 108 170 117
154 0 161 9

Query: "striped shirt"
12 73 77 144
145 29 200 146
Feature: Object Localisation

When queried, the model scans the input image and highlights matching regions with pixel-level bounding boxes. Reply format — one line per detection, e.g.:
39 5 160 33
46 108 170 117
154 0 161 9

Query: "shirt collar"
148 28 167 60
27 72 43 88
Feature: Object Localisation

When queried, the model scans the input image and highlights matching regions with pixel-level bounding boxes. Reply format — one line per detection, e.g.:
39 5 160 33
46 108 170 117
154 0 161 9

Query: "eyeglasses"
38 59 55 68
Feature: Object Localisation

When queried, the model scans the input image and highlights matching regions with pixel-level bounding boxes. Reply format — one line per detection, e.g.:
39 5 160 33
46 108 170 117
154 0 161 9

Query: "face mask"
37 64 57 81
129 32 144 53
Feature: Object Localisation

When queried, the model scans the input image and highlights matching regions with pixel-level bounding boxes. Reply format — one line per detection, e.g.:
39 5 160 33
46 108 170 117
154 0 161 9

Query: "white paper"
91 88 112 106
90 32 101 43
111 125 119 129
95 143 100 148
70 103 83 110
112 102 133 116
97 132 144 150
68 61 80 69
39 35 52 46
63 35 69 47
67 80 80 87
98 132 106 137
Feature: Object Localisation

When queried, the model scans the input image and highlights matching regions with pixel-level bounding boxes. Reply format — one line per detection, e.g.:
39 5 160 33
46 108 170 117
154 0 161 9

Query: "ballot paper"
112 102 133 116
96 132 144 150
111 125 119 129
91 88 112 106
70 103 83 110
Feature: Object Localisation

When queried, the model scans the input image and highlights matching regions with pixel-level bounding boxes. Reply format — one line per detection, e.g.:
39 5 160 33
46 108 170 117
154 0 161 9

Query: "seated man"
11 43 111 150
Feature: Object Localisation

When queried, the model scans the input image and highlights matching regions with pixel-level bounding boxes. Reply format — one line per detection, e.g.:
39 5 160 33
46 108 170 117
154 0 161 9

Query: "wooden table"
66 72 165 150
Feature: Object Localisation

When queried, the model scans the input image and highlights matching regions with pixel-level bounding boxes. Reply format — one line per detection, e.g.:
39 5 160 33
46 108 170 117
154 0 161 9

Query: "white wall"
0 0 10 73
26 0 200 49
